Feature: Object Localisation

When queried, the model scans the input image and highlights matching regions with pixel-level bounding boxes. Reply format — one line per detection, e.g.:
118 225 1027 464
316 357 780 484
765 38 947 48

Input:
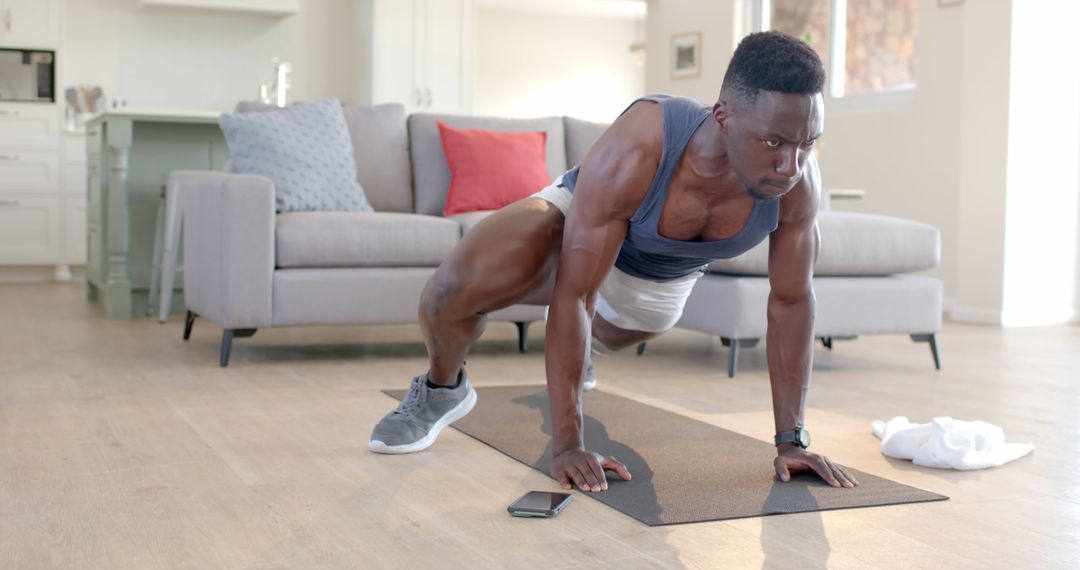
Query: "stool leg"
147 186 167 316
183 311 196 341
159 179 182 323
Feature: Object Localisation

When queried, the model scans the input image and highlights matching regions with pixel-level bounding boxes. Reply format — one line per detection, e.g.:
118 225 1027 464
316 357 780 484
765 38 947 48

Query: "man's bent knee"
420 269 476 321
592 314 663 351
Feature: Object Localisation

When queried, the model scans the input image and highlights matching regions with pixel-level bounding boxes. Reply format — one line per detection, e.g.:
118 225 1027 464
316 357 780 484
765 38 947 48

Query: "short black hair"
721 31 825 105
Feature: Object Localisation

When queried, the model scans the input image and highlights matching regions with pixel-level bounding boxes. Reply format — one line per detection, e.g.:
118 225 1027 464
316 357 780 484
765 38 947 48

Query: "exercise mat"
384 385 947 526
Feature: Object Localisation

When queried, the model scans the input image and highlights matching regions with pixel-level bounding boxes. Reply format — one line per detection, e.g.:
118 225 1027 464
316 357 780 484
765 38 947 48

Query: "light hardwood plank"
1 283 1078 569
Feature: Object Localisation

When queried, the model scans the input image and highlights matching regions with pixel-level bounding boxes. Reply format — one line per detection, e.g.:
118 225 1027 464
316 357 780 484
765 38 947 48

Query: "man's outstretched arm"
766 158 859 488
545 102 660 493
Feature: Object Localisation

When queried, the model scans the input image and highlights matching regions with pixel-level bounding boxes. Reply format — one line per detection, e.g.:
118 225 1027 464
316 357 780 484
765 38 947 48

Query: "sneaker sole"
368 386 478 455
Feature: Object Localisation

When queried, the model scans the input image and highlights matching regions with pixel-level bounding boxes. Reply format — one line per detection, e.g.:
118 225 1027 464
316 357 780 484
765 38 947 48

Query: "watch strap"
775 426 809 448
774 430 798 446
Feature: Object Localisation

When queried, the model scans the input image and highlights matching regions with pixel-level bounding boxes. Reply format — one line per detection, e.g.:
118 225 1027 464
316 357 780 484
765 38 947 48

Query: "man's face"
715 91 824 200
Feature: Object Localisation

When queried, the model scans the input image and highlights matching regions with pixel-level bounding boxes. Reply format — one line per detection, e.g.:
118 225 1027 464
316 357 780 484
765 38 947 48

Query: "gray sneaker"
583 356 597 391
369 371 477 454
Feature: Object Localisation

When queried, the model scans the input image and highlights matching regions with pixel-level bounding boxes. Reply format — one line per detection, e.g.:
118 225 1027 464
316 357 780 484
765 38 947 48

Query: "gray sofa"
179 102 942 372
179 103 598 366
676 190 942 376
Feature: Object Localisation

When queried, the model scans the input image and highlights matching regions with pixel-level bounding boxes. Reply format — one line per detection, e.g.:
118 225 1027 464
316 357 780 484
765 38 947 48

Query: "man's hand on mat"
551 449 632 493
774 446 860 488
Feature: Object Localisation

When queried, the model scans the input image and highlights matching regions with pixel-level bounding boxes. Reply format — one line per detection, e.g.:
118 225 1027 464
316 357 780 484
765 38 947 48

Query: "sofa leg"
513 321 530 353
820 337 833 350
720 338 760 378
910 333 942 370
183 311 196 341
220 328 257 368
636 342 647 355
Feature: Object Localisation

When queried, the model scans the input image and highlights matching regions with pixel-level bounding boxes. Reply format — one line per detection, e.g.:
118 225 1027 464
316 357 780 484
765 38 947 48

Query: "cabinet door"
1 0 60 47
0 150 59 194
370 0 419 110
421 0 467 114
0 196 60 263
0 104 59 148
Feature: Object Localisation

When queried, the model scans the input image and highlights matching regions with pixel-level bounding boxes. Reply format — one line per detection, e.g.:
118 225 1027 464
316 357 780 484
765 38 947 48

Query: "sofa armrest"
178 171 275 329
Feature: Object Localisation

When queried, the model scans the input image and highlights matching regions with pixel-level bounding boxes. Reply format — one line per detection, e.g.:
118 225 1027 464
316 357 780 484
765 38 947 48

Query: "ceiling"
475 0 647 19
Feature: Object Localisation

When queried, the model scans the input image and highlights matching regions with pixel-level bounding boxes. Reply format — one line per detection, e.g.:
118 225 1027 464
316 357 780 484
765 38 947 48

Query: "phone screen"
509 491 572 513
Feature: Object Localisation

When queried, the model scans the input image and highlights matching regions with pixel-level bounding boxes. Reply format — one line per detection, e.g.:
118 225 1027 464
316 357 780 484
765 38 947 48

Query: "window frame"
747 0 916 115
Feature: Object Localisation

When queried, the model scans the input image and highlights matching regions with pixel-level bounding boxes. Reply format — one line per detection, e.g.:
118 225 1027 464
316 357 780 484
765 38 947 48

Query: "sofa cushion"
706 211 941 276
275 211 460 268
447 211 492 234
438 122 551 216
343 103 414 213
219 98 374 214
409 113 567 216
564 116 608 167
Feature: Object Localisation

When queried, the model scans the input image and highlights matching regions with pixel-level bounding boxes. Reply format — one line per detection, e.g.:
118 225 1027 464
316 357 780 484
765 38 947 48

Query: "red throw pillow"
437 121 550 217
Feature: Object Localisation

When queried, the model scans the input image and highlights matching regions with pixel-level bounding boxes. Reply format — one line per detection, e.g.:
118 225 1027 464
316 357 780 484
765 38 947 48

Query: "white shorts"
531 178 703 334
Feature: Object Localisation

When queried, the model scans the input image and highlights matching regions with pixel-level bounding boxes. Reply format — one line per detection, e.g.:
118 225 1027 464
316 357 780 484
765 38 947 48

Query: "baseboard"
0 265 86 284
948 305 1002 325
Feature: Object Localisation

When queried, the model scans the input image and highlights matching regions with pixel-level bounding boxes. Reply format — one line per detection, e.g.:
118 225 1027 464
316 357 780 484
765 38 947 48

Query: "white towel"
871 416 1035 470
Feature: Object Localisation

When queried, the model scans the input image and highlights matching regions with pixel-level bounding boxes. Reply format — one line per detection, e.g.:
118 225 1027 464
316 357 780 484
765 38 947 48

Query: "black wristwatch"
775 426 811 449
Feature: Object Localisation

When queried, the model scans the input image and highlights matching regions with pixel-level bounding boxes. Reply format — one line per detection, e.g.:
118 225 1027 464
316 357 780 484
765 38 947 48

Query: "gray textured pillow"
218 98 373 213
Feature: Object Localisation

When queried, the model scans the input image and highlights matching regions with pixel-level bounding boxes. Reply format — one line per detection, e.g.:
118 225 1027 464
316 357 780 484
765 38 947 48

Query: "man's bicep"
768 217 819 301
555 211 628 301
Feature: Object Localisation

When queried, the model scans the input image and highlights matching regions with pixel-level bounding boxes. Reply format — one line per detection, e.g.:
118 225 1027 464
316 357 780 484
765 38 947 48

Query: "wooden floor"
2 284 1078 569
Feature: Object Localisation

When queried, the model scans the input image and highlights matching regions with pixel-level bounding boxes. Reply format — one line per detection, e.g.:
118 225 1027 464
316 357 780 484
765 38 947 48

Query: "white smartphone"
507 491 573 518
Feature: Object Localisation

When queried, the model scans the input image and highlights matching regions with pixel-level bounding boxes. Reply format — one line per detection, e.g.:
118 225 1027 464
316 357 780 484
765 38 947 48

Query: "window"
751 0 918 109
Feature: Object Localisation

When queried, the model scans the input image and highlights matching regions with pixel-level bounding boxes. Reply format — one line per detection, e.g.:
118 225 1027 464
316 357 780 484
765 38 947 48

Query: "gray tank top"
560 94 781 282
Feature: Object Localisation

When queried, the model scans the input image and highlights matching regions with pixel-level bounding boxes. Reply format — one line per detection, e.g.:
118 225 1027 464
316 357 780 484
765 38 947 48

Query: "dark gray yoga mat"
384 385 947 526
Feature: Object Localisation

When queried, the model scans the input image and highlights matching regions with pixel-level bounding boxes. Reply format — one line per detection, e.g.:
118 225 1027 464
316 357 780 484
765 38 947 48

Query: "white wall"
943 0 1012 324
1076 91 1080 322
62 0 357 112
473 7 645 122
644 0 738 104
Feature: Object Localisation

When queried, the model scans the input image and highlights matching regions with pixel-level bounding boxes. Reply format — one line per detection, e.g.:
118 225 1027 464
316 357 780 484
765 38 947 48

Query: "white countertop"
86 107 223 122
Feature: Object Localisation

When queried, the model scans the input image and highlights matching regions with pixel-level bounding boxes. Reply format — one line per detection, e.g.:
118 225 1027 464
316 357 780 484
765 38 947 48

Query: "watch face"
796 428 811 448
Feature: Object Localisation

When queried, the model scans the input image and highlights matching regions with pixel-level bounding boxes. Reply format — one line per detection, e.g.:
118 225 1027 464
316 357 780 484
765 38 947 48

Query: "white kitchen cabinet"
0 1 72 275
0 103 60 148
366 0 474 114
0 149 60 194
0 103 64 269
0 197 60 263
0 0 60 48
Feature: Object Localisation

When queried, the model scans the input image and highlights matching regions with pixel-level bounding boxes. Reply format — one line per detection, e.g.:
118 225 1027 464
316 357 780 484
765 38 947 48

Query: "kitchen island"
85 108 229 319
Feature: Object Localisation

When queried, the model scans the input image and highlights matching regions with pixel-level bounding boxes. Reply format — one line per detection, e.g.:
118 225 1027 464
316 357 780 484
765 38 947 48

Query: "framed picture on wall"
671 32 702 78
